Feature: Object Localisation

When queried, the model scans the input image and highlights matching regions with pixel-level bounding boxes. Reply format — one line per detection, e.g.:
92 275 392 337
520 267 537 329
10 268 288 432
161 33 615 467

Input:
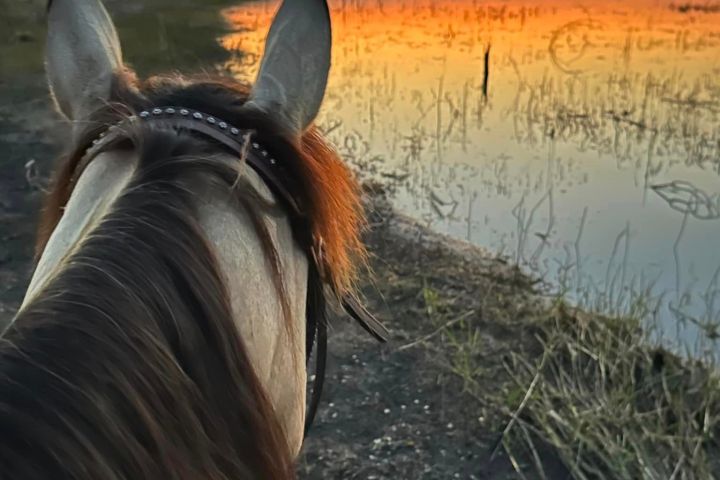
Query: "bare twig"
397 310 475 351
489 346 552 462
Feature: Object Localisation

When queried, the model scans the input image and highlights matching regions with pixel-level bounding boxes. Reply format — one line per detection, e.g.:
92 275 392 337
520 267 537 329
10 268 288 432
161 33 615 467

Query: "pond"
220 0 720 356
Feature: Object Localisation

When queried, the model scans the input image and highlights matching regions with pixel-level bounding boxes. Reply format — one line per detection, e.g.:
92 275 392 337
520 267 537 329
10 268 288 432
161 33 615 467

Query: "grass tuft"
497 303 720 479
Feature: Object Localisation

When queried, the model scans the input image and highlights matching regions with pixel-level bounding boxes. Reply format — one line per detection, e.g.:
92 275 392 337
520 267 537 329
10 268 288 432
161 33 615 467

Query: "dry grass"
492 303 720 479
505 304 720 479
414 256 720 479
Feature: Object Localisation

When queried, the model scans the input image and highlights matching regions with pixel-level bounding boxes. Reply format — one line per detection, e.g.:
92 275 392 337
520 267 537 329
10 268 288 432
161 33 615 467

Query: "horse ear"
45 0 124 121
244 0 331 137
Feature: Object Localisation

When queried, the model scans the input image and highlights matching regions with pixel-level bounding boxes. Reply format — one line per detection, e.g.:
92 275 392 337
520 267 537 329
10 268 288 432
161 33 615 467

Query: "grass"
422 275 720 479
501 303 720 479
405 213 720 478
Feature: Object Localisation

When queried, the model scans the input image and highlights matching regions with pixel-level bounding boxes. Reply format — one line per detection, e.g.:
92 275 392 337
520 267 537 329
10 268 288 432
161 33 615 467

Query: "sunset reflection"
221 0 720 350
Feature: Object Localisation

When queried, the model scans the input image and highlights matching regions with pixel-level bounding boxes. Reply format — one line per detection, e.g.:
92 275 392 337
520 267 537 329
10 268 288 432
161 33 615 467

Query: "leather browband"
76 107 304 217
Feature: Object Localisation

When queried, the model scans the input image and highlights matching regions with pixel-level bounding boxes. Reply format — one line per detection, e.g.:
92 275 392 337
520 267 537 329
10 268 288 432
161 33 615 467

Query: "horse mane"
5 128 294 479
4 70 365 478
37 71 366 296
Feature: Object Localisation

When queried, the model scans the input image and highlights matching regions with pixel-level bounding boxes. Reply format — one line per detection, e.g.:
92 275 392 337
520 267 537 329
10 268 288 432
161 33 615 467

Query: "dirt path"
0 2 540 478
298 200 534 479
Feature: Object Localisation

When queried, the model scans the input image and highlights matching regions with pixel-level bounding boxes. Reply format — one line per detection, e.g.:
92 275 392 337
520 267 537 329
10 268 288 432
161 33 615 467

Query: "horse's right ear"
45 0 124 122
243 0 332 138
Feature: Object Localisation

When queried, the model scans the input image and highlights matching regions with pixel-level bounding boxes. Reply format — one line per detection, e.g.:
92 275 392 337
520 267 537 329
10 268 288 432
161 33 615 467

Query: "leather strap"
304 310 327 436
76 114 304 218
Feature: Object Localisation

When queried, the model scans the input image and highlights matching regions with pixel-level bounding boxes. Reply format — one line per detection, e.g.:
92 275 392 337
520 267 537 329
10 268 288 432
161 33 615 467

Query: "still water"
220 0 720 354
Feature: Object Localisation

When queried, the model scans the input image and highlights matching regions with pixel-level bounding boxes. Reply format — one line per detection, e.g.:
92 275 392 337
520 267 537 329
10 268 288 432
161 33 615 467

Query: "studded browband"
78 106 304 217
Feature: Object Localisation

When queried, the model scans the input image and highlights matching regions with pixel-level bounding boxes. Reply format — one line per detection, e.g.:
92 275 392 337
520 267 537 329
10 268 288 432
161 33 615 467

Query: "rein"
75 106 388 438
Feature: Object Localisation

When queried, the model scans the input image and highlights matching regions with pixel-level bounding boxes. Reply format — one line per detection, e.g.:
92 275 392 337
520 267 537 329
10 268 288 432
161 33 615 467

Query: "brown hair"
3 71 365 479
37 72 366 296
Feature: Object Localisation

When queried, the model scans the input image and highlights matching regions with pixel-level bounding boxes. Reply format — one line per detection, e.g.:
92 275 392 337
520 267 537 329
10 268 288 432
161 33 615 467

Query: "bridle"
75 106 389 438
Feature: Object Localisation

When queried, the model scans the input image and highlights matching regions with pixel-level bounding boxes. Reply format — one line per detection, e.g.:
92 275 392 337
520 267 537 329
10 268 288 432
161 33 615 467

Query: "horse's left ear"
45 0 124 121
244 0 331 138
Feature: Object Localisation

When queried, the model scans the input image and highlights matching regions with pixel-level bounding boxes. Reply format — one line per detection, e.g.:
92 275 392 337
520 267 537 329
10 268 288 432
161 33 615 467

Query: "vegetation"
505 305 719 479
421 276 720 479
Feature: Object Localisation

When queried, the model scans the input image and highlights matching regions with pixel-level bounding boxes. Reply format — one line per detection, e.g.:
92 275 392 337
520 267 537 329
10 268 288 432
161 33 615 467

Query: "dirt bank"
298 191 552 479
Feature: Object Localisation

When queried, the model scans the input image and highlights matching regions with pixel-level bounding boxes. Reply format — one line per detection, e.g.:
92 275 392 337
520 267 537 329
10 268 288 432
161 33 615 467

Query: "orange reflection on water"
220 1 720 346
221 0 720 168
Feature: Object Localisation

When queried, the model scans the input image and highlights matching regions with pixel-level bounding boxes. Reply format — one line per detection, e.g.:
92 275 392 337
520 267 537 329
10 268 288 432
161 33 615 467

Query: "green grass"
0 0 236 80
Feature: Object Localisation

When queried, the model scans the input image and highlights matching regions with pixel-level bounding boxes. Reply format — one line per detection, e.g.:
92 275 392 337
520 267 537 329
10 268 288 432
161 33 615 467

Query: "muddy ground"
0 2 550 478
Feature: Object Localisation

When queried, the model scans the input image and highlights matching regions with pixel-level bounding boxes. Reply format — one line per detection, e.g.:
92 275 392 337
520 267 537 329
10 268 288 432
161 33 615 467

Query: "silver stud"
252 142 260 149
139 111 150 118
152 108 162 115
99 132 106 138
92 139 100 145
270 158 277 165
261 150 268 157
206 117 216 124
230 128 239 135
165 107 176 114
218 122 227 129
180 109 189 116
193 112 203 120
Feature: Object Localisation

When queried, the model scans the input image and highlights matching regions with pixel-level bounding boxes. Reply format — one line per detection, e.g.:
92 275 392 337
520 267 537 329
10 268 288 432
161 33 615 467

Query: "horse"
0 0 386 478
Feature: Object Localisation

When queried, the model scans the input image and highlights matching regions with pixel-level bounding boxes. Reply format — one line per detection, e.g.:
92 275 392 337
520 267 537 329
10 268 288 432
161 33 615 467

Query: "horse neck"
22 150 137 308
21 148 308 457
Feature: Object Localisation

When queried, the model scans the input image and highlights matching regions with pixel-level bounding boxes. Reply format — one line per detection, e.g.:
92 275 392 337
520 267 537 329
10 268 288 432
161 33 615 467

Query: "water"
219 0 720 356
8 0 717 354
